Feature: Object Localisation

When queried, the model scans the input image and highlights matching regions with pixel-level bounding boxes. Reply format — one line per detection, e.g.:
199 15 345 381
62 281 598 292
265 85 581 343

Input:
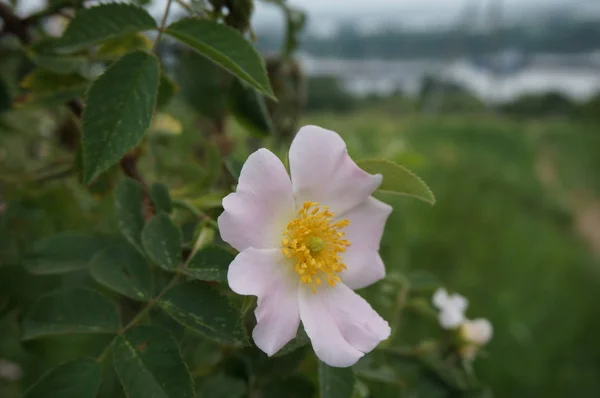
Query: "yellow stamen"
281 202 351 293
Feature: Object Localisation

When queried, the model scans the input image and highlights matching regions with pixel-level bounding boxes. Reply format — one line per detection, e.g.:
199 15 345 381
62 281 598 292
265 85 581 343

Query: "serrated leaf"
57 3 157 52
113 326 195 398
319 362 355 398
24 358 101 398
357 160 435 204
24 232 113 275
165 18 275 99
90 242 154 301
158 281 247 346
115 178 146 252
22 288 120 340
82 51 160 183
229 79 273 137
182 245 234 283
149 183 172 213
141 213 182 271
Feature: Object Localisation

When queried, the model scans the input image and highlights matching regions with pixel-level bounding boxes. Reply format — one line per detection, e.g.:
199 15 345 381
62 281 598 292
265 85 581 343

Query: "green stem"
153 0 173 52
96 275 180 362
120 274 180 334
97 338 114 363
174 0 194 14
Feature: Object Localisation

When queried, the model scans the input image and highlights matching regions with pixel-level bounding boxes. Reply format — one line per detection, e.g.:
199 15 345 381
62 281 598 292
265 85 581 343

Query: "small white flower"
432 288 468 329
461 318 493 346
459 318 493 360
219 125 392 367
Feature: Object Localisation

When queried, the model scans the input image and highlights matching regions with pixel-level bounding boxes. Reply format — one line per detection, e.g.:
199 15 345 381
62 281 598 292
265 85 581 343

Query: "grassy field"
303 110 600 397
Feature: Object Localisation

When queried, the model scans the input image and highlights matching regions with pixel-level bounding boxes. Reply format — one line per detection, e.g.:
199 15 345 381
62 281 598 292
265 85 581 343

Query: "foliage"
0 1 481 398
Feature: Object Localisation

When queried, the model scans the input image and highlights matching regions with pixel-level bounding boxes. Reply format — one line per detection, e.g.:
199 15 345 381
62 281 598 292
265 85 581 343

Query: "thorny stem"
153 0 173 52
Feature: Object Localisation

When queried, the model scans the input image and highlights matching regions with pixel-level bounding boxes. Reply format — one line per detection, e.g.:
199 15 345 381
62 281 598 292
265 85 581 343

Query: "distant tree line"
257 18 600 59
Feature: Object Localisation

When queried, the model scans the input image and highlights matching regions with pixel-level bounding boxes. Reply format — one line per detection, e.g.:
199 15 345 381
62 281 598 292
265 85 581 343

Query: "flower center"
281 202 351 293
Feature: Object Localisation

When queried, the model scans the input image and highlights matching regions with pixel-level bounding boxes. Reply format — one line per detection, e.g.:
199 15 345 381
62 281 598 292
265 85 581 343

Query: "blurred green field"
303 109 600 397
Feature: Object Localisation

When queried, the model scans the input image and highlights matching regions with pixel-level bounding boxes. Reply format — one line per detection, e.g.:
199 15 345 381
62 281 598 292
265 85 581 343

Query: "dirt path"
535 147 600 258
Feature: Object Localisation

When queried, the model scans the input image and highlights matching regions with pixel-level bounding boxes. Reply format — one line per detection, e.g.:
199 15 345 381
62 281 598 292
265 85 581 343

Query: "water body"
298 52 600 104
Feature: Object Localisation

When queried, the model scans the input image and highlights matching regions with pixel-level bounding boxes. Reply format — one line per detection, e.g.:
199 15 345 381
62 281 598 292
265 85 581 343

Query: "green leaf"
357 160 435 204
182 245 234 283
176 50 229 120
149 183 173 214
157 72 179 109
90 242 154 301
57 3 157 52
97 33 153 59
81 51 160 183
229 79 274 137
198 142 222 189
22 288 120 340
27 39 87 74
158 281 247 346
24 358 102 398
141 213 182 271
18 68 88 107
165 19 275 99
113 326 195 398
115 177 146 252
319 362 355 398
197 374 245 398
24 232 113 275
224 157 243 181
244 345 308 382
275 327 310 357
261 376 316 398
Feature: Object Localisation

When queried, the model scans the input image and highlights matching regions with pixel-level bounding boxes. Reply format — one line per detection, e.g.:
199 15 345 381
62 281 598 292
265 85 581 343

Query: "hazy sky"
12 0 591 32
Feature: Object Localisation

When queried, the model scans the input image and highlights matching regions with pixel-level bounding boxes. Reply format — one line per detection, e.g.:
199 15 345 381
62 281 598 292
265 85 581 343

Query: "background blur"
2 0 600 397
259 0 600 396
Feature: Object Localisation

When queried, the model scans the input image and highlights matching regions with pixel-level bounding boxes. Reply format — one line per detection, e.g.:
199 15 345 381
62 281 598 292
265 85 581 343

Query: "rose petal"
340 197 392 289
289 126 382 215
228 248 300 356
299 283 390 367
218 149 295 251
